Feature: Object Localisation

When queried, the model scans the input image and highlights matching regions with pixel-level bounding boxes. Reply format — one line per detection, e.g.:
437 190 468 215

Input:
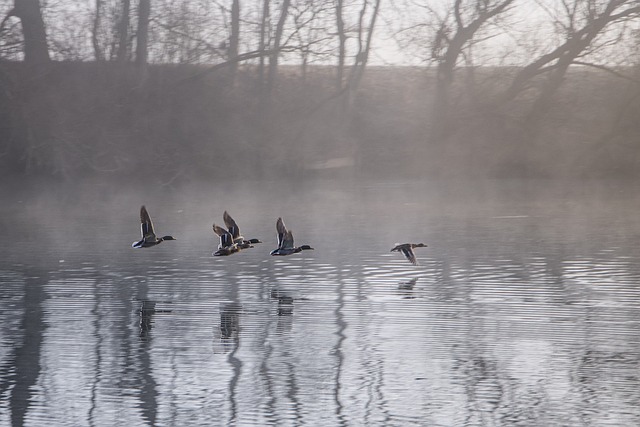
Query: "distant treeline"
1 61 640 182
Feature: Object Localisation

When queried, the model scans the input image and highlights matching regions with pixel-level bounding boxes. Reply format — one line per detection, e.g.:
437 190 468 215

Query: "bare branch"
572 60 640 84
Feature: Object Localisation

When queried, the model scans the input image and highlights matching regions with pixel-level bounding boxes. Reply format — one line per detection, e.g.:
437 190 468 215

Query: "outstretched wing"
282 230 295 249
223 211 242 241
401 247 417 265
213 224 234 248
140 206 156 239
276 217 287 249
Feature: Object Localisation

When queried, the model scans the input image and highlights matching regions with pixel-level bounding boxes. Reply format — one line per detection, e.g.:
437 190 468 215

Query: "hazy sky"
371 1 639 66
0 0 639 66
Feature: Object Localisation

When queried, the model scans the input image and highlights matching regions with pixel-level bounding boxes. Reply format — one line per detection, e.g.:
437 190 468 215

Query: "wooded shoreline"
1 61 639 182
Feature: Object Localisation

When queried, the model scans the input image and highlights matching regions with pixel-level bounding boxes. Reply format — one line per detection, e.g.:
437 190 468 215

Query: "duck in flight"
212 211 261 256
390 243 427 265
223 211 262 249
270 217 314 256
212 224 240 256
132 206 176 248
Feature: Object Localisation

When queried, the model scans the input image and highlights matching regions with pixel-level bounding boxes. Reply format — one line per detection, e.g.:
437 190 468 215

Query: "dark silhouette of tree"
503 0 640 125
116 0 130 62
335 0 347 92
288 1 334 81
136 0 151 67
344 0 382 101
257 0 270 89
331 0 383 111
92 0 104 61
266 0 291 96
2 0 50 63
227 0 240 84
430 0 515 139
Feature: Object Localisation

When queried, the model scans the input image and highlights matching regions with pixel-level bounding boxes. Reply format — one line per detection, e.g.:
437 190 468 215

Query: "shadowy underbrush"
1 61 639 183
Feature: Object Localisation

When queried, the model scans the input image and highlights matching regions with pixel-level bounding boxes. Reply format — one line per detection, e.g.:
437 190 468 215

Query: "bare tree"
150 0 226 63
2 0 50 63
266 0 291 96
136 0 151 66
92 0 104 61
335 0 347 91
430 0 515 138
257 0 270 86
83 0 129 62
344 0 382 99
503 0 640 124
227 0 240 83
116 0 130 62
289 1 335 80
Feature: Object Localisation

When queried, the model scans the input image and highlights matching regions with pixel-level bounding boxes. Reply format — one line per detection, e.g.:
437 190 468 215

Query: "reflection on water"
1 179 640 426
138 299 173 339
270 289 296 316
219 303 242 340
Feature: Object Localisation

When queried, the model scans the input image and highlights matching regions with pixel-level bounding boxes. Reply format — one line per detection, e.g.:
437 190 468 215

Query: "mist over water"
1 178 640 426
3 0 640 423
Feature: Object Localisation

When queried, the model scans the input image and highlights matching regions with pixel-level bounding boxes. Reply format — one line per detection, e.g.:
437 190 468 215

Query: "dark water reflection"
1 179 640 426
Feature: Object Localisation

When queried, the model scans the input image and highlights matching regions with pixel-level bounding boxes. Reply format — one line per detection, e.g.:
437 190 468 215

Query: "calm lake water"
1 178 639 426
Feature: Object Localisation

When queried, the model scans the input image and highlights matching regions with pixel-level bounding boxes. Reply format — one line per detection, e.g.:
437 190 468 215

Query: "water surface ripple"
1 179 639 426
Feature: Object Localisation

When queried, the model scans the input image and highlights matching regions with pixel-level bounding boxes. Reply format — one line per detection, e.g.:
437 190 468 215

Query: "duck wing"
223 211 242 241
140 206 156 239
276 217 288 249
282 230 295 249
213 224 234 248
401 246 418 265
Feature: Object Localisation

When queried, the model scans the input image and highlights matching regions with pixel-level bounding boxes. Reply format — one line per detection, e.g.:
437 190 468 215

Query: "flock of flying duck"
132 206 427 265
